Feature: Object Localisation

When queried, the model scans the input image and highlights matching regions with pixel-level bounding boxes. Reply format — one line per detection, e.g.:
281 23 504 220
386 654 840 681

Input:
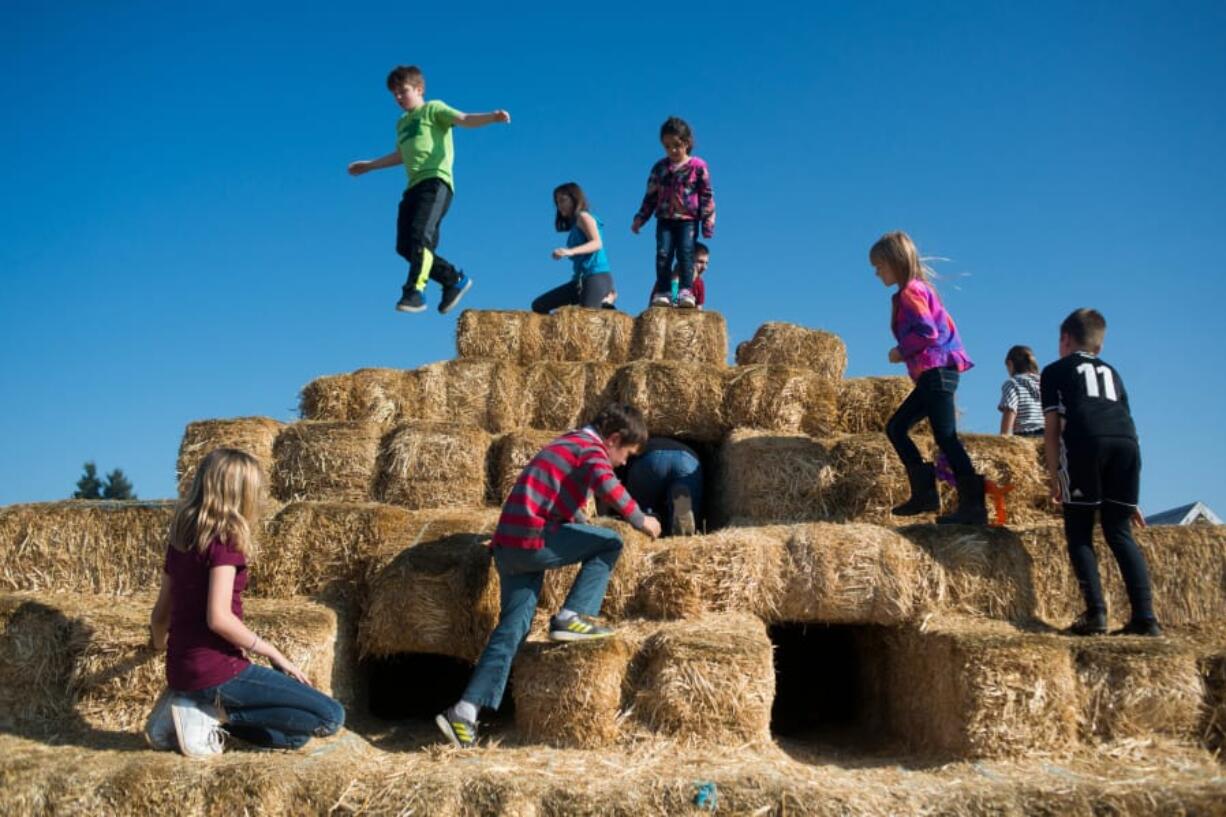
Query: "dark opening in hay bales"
364 652 513 723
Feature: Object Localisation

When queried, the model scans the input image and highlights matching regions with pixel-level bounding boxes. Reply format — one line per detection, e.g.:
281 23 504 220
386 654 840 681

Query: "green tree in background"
103 469 137 500
73 462 103 499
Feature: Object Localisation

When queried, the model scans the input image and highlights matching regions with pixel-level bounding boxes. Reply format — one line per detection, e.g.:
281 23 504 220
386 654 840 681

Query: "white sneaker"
677 288 697 309
143 688 179 751
651 291 672 307
171 697 225 758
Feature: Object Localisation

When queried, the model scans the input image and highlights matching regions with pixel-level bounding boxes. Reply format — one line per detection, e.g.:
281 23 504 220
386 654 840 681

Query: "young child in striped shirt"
999 345 1044 437
436 404 662 749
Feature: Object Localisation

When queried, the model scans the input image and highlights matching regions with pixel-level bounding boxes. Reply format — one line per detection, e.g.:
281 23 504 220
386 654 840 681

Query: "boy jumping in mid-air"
348 65 510 314
1041 308 1160 637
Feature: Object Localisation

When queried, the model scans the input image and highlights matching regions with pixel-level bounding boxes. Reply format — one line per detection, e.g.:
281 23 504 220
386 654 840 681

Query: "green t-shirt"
396 100 460 190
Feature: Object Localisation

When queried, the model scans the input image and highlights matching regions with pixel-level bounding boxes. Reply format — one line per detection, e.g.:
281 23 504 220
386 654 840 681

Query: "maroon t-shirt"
164 538 250 691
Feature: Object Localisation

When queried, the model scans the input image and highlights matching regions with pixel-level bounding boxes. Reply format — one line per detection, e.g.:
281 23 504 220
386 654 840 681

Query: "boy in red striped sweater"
436 404 662 748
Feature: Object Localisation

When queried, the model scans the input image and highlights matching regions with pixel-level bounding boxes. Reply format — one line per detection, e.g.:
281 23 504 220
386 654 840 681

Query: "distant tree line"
74 461 137 500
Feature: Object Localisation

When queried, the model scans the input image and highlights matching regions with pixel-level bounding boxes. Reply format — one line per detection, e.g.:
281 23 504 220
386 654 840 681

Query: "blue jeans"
626 448 703 535
461 523 624 710
655 219 697 293
886 367 975 479
184 663 345 750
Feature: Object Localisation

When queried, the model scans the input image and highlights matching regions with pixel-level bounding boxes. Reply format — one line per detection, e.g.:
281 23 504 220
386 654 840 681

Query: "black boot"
937 474 988 525
892 463 940 516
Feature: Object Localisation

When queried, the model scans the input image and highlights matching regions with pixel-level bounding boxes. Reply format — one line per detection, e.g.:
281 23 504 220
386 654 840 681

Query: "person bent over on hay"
624 437 703 536
145 449 345 758
437 404 662 748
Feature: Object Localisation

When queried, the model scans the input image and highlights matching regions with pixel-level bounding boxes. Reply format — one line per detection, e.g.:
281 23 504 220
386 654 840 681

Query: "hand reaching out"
642 516 662 539
888 347 903 364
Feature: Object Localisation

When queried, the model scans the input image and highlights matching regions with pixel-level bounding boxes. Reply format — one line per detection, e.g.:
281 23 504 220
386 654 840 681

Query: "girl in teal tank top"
532 182 617 314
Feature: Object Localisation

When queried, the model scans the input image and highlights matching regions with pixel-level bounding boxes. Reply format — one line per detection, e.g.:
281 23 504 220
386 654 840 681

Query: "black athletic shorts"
1057 435 1140 508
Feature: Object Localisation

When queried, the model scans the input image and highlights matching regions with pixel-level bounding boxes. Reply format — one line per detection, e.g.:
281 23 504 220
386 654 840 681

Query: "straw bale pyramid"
1 305 1223 815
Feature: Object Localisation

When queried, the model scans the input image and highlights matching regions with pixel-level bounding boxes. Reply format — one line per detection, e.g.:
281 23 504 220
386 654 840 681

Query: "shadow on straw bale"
521 362 618 431
734 322 847 380
837 376 914 434
629 308 728 365
613 361 729 441
0 591 344 740
719 429 837 524
176 417 285 497
456 309 545 364
780 523 927 625
633 612 774 743
358 518 500 663
488 430 563 504
374 422 491 509
723 365 839 437
299 367 418 425
1074 638 1205 743
271 421 383 503
412 359 525 433
0 500 174 596
880 618 1079 759
540 306 635 363
636 526 788 620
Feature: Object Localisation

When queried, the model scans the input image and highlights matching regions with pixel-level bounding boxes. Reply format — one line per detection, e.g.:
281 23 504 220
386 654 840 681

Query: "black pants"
1063 503 1155 621
655 219 697 293
395 178 460 293
885 367 976 478
532 273 615 314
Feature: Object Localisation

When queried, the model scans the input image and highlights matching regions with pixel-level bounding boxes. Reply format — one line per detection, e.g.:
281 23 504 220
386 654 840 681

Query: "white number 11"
1076 363 1118 400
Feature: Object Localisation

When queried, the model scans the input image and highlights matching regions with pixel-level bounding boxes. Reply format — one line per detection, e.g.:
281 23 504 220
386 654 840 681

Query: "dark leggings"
531 273 614 314
1063 503 1155 621
885 367 975 478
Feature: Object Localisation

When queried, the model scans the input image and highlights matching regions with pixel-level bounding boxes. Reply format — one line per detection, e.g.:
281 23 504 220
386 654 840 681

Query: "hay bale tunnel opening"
770 623 891 749
364 652 514 724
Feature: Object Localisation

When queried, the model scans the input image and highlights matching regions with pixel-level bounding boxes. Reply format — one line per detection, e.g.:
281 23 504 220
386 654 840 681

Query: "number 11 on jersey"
1076 362 1118 400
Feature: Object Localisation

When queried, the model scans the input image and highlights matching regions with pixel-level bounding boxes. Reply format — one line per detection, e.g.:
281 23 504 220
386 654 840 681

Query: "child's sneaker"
438 274 473 314
670 483 696 537
396 288 427 313
548 614 614 642
170 697 225 758
143 689 179 751
677 288 697 309
651 291 672 307
1113 618 1162 637
435 705 479 749
1066 609 1108 636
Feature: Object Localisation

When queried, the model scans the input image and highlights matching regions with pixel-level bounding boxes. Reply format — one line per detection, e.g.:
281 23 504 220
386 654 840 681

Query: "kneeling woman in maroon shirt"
145 448 344 757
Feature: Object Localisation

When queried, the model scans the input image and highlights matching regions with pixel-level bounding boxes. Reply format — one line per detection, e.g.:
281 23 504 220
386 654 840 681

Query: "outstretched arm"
348 149 402 176
453 110 511 128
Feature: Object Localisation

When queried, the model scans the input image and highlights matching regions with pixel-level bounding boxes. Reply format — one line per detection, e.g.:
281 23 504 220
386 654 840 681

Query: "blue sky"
3 2 1225 515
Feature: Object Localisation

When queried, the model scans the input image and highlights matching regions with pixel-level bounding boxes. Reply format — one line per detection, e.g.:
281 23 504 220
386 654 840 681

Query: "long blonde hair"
869 231 934 286
170 448 262 556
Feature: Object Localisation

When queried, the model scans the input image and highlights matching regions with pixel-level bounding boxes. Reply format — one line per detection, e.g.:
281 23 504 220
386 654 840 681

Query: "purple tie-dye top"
633 156 716 237
891 279 974 381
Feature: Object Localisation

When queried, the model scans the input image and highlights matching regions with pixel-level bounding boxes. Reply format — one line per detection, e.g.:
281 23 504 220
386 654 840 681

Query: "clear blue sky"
3 2 1225 515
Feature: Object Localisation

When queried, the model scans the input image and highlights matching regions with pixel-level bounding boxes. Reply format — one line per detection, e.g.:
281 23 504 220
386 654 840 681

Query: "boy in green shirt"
348 65 510 314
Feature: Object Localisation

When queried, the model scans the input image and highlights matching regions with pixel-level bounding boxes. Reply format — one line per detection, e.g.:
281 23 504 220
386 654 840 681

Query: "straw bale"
633 612 775 743
1074 639 1205 742
734 321 847 380
612 361 729 442
521 361 618 431
489 430 564 504
357 510 501 662
881 619 1079 758
723 365 839 437
629 308 728 365
539 305 635 363
412 358 525 432
176 416 285 496
298 367 418 425
779 523 927 625
0 500 173 596
837 376 913 434
719 429 838 524
1203 649 1226 753
828 433 913 522
271 420 383 502
456 309 545 363
0 591 343 737
512 630 641 748
898 524 1040 621
374 422 491 509
636 525 789 620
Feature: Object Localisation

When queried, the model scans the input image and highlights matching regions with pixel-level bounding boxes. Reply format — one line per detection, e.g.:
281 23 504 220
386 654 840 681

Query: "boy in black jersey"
1041 308 1160 637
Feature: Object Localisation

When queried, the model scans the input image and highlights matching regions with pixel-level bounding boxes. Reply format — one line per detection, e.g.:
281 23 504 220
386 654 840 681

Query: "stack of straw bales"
735 321 848 380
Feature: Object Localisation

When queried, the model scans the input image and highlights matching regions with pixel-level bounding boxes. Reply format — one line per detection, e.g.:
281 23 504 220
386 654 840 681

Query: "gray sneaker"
144 689 179 751
670 484 696 537
435 705 479 749
171 697 225 758
549 614 614 642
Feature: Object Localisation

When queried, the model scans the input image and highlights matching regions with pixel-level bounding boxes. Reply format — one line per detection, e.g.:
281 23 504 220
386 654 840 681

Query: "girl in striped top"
999 345 1044 437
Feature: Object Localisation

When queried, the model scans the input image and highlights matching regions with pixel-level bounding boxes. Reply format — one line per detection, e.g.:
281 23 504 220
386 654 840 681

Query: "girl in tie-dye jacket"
631 117 715 309
871 231 987 526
